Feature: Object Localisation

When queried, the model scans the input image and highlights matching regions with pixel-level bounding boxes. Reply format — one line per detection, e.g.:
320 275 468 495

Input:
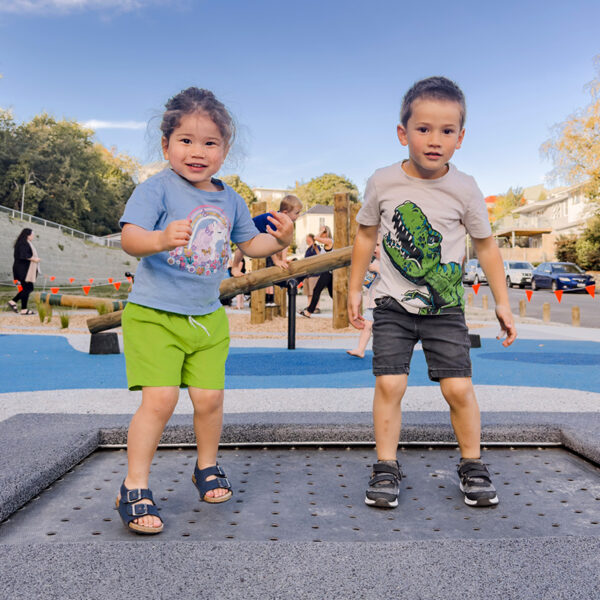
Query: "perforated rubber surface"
2 446 600 543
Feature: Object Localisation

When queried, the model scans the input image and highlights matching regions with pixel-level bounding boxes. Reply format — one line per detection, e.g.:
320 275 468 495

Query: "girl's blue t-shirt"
120 168 259 315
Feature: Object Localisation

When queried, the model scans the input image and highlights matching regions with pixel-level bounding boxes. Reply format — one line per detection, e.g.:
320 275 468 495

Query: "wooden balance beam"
86 246 353 334
33 292 128 312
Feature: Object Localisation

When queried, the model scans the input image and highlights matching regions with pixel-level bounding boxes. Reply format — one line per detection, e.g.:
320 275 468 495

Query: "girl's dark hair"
160 87 235 147
400 76 466 129
14 228 32 248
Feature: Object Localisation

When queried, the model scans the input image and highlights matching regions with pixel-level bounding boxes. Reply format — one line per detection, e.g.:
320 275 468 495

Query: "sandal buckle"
131 503 148 516
126 489 142 503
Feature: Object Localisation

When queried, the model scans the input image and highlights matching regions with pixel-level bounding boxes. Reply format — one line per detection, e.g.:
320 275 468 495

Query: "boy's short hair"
400 76 467 129
279 194 302 213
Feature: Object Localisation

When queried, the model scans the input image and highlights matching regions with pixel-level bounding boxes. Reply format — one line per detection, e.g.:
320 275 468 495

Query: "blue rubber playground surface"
1 334 600 393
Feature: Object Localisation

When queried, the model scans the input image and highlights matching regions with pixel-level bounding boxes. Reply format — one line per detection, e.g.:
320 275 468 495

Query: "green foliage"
59 312 70 329
96 303 109 315
293 173 359 208
555 235 578 263
493 187 524 221
36 302 46 323
0 111 138 235
575 214 600 269
221 174 257 206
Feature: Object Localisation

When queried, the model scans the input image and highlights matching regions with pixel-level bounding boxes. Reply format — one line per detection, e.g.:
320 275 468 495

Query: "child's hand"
272 255 289 270
161 219 192 251
230 266 244 277
266 211 293 247
495 304 517 347
348 289 365 330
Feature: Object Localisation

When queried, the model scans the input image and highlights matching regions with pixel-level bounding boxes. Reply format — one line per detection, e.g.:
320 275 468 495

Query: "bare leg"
439 377 481 458
373 374 408 460
188 387 229 499
122 386 179 528
347 320 373 358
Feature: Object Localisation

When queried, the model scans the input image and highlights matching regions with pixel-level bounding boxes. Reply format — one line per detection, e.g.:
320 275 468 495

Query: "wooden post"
519 299 526 317
467 293 473 307
333 193 349 329
572 306 581 327
349 203 361 245
250 201 267 325
543 302 550 323
274 285 286 317
482 295 488 310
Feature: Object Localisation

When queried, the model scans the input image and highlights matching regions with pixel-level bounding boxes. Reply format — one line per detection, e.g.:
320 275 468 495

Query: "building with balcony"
493 182 594 263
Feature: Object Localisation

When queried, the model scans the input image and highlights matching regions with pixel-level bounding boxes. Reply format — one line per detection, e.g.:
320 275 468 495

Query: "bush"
555 235 578 263
576 238 600 270
59 312 70 329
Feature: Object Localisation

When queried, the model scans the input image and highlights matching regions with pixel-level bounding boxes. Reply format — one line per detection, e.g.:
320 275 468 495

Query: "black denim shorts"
372 296 472 381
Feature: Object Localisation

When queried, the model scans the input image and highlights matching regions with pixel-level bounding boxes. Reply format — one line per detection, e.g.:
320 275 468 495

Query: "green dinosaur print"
383 201 464 314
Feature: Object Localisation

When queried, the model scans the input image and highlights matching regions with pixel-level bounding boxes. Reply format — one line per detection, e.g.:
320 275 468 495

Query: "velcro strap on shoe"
460 464 491 481
368 473 398 488
372 462 400 478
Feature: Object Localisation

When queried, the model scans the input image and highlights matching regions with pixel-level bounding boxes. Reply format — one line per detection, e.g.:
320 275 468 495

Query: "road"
466 284 600 329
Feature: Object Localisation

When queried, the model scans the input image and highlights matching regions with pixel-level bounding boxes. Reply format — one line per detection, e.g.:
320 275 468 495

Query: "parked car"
503 260 534 288
463 259 487 285
531 262 596 292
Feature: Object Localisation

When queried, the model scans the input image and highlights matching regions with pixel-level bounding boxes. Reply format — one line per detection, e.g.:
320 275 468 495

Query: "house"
493 181 594 262
252 187 294 212
294 204 334 255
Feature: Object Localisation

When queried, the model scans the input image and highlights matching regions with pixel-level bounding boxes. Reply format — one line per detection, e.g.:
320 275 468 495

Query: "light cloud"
82 119 146 130
0 0 153 14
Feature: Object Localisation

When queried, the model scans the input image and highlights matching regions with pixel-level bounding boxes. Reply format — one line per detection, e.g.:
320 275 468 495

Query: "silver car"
504 260 534 288
463 259 487 285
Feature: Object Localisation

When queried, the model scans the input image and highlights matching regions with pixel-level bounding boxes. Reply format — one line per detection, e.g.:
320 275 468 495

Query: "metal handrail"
0 204 121 247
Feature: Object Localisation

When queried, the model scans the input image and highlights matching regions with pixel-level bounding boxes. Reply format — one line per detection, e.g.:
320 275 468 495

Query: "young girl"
117 87 292 534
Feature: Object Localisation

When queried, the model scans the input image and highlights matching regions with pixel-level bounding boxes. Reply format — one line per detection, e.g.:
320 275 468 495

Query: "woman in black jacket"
8 228 41 315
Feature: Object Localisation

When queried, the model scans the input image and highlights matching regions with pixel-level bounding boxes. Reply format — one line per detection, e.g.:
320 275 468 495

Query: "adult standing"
8 228 40 315
302 233 321 309
299 225 334 317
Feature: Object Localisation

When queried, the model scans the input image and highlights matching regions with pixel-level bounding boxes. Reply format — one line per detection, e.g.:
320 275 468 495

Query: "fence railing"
0 204 121 248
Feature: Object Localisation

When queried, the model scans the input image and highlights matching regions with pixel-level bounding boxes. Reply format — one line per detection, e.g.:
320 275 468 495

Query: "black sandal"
8 301 18 313
365 461 402 508
298 309 311 318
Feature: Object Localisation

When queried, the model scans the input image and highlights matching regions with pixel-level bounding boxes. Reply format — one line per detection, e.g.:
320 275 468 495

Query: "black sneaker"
365 460 401 508
457 459 498 507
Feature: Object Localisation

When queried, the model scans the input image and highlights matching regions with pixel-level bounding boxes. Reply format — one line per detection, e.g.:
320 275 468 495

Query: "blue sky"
0 0 599 197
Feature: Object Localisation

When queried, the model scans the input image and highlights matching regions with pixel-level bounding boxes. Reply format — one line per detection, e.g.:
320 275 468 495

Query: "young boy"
230 195 302 303
348 76 516 509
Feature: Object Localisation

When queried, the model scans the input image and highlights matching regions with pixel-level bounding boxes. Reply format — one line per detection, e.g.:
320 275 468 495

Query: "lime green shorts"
122 303 230 391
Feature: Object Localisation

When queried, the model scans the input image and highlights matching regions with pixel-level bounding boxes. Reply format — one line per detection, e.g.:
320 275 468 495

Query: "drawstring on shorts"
188 315 210 336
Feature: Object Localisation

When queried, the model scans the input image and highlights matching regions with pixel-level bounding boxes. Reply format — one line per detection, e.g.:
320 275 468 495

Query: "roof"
303 205 334 215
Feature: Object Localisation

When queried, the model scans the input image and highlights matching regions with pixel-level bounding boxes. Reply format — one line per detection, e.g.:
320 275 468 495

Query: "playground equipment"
33 292 127 312
86 246 353 334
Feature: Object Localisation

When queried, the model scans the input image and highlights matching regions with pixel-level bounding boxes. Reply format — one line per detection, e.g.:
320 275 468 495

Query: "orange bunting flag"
554 290 563 303
88 278 94 284
113 281 121 291
472 283 481 295
108 278 113 283
83 286 91 295
525 290 533 302
586 284 596 298
51 287 59 294
49 276 56 281
13 280 19 285
17 285 23 292
126 276 133 283
69 277 75 283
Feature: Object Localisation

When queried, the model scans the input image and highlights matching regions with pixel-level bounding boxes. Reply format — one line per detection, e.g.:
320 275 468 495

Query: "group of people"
20 77 515 534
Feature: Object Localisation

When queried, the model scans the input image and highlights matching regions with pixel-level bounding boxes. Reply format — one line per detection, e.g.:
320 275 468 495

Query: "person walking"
8 228 40 315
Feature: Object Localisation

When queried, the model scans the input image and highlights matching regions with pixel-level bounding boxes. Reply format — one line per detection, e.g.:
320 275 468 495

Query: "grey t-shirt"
120 168 259 315
356 162 491 315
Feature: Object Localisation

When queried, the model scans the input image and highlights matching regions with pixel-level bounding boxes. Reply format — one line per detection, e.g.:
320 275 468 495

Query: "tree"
0 113 138 235
576 214 600 269
541 55 600 202
221 174 256 206
492 187 524 221
293 173 359 208
555 235 578 263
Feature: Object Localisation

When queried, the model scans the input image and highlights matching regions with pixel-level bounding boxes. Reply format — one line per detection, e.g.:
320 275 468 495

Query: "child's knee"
440 378 476 407
190 388 224 413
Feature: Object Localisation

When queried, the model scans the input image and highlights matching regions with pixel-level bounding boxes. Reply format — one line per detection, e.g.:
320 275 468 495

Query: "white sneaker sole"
365 496 398 508
459 481 499 506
